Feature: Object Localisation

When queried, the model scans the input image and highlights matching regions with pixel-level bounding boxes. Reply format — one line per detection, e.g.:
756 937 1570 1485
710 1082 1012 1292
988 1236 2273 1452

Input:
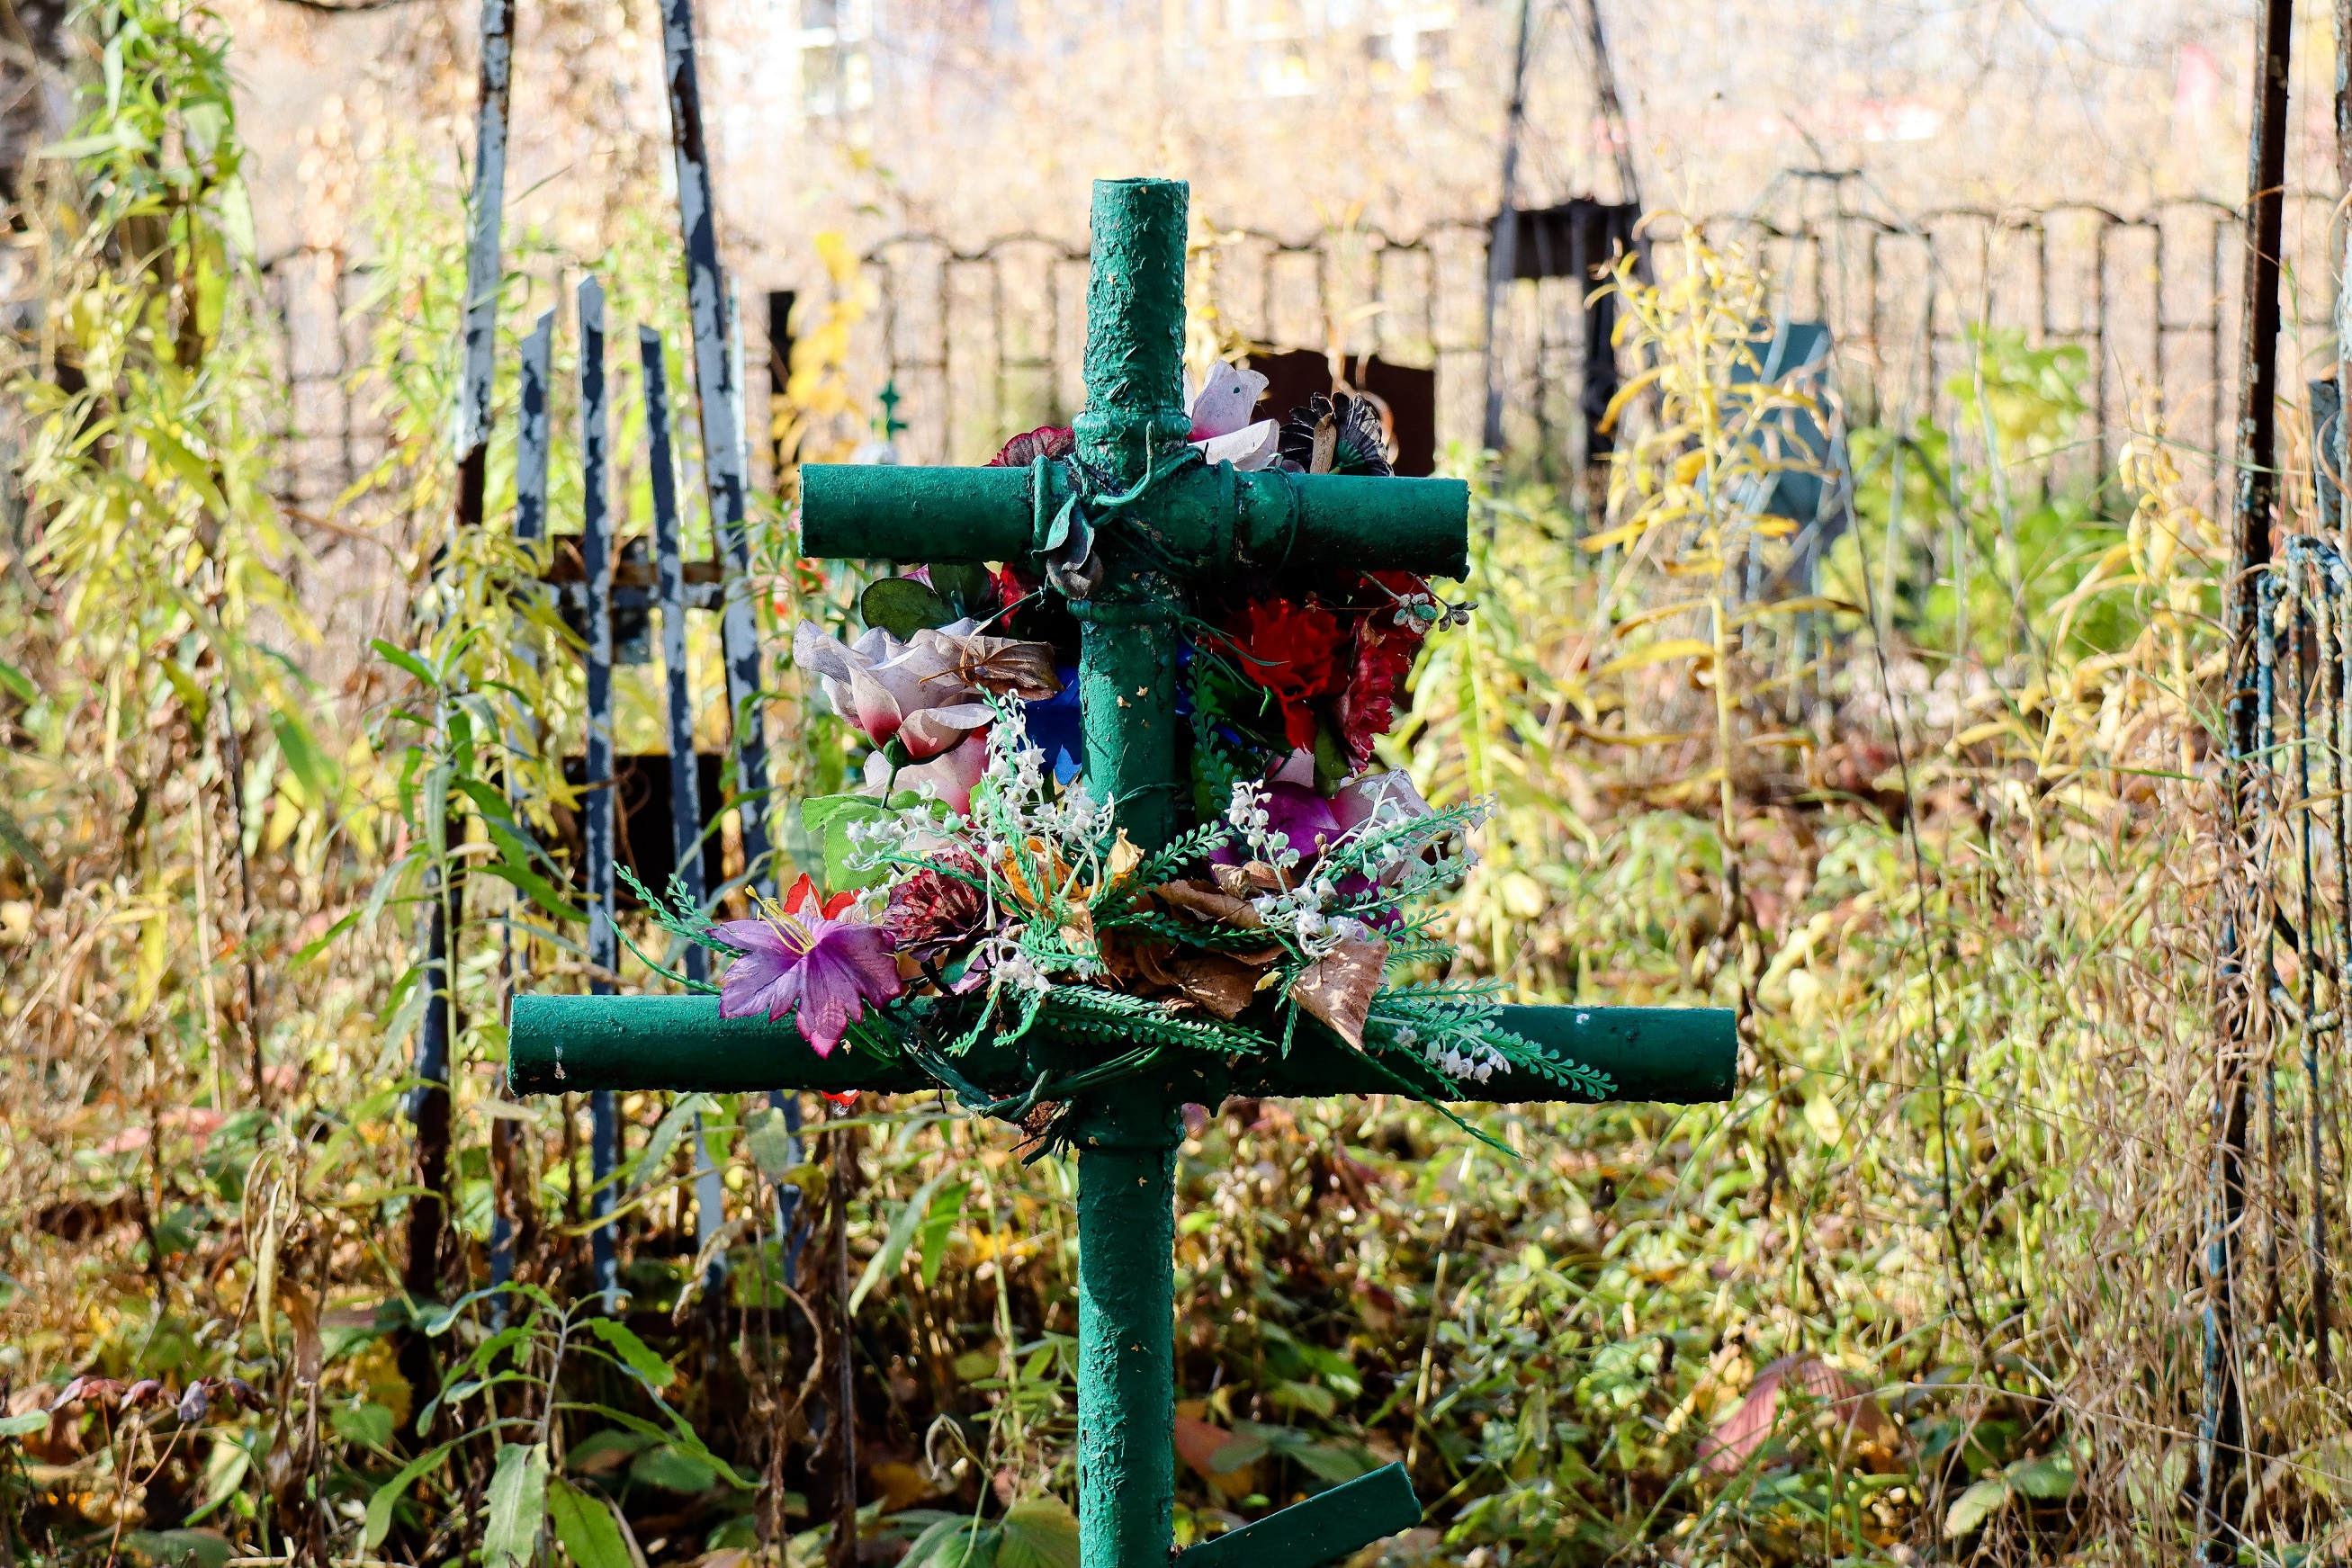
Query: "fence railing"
256 189 2333 525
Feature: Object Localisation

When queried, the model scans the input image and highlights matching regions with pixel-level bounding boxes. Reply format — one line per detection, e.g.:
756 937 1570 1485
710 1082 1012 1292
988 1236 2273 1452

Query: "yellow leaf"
814 229 859 286
1595 638 1717 677
1609 600 1710 640
1726 595 1863 630
1953 720 2015 748
1580 518 1650 553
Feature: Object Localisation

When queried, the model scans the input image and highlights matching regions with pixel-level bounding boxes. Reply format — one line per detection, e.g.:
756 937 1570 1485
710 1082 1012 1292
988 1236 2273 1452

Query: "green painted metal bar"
800 461 1471 581
1066 175 1190 1568
506 993 1737 1105
1173 1462 1422 1568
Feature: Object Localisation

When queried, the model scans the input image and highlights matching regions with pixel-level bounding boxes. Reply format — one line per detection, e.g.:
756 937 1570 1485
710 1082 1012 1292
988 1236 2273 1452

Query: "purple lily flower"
715 910 905 1057
1215 781 1346 869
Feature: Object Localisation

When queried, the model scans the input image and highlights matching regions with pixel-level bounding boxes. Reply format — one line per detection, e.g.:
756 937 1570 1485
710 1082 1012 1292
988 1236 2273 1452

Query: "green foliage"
1 15 2313 1567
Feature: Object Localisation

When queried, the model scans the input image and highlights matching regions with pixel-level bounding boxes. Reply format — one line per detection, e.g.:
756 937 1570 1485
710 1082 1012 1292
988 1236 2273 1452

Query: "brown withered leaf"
1105 829 1143 888
1163 952 1270 1020
1154 878 1264 929
1289 936 1391 1048
915 628 1064 700
1100 930 1274 1019
1098 930 1173 987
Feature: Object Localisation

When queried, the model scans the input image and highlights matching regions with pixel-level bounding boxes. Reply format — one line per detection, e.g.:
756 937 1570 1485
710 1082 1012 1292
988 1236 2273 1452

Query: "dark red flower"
986 426 1076 467
1336 621 1420 767
885 847 988 961
1224 598 1345 751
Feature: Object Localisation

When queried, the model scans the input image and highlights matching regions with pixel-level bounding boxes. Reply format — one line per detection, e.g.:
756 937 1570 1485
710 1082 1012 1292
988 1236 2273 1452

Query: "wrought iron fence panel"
249 193 2323 522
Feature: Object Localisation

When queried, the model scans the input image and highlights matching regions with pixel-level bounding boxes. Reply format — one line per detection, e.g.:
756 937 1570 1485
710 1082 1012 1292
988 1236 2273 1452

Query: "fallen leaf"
1174 1415 1255 1499
1696 1354 1895 1476
867 1460 935 1511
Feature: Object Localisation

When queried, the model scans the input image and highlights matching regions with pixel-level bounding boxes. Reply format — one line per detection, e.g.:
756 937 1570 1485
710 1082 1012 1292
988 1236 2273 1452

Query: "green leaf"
161 659 209 730
216 175 256 259
36 130 136 161
859 578 953 638
1944 1477 2014 1537
480 861 585 923
1287 1440 1373 1484
926 563 996 618
121 1530 230 1568
548 1476 635 1568
626 1095 716 1201
364 1438 457 1549
554 1402 750 1491
372 639 440 689
629 1443 716 1494
1267 1379 1337 1420
0 1411 49 1438
801 794 899 892
294 910 360 964
993 1497 1079 1568
900 1517 990 1568
585 1317 675 1390
0 804 53 891
482 1443 550 1568
563 1428 659 1475
849 1169 953 1314
180 1436 252 1524
917 1179 969 1287
328 1402 394 1451
743 1107 802 1176
2006 1452 2076 1500
0 658 36 703
274 707 337 802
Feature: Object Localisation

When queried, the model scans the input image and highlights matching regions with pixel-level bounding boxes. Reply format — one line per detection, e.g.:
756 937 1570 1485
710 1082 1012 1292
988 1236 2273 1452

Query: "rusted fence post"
2201 0 2294 1551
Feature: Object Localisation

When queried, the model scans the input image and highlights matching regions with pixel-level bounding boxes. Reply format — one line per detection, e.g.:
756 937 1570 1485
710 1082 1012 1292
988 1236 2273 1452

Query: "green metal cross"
509 179 1735 1568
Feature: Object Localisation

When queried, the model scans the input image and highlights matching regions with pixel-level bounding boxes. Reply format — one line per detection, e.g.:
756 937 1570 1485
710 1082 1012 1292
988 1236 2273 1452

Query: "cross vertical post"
1064 177 1194 1568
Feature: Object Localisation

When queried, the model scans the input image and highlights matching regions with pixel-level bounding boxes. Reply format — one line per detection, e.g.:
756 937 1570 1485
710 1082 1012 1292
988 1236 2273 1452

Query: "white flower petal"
1189 363 1270 439
1193 419 1281 471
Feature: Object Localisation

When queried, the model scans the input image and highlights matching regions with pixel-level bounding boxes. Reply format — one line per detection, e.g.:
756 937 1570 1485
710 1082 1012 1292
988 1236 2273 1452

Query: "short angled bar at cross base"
507 176 1739 1568
507 992 1737 1106
1172 1462 1422 1568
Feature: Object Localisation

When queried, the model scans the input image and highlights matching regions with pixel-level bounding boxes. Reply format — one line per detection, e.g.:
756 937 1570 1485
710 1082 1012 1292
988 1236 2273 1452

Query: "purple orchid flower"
715 909 905 1057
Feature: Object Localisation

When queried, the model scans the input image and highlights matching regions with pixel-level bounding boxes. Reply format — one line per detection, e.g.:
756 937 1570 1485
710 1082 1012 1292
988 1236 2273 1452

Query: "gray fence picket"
642 327 733 1295
489 308 556 1313
580 276 621 1306
657 0 775 900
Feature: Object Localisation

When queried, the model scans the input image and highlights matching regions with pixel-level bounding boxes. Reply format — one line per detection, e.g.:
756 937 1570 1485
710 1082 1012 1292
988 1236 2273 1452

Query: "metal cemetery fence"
255 184 2320 521
2206 534 2352 1538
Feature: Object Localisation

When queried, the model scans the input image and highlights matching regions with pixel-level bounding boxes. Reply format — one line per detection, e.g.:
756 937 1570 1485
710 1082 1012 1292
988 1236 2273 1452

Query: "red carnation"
885 847 988 962
1224 598 1345 751
1336 621 1421 768
986 426 1075 467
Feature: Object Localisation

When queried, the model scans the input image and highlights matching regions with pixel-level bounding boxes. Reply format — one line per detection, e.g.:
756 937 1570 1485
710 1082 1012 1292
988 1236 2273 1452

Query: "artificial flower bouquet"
626 366 1610 1148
